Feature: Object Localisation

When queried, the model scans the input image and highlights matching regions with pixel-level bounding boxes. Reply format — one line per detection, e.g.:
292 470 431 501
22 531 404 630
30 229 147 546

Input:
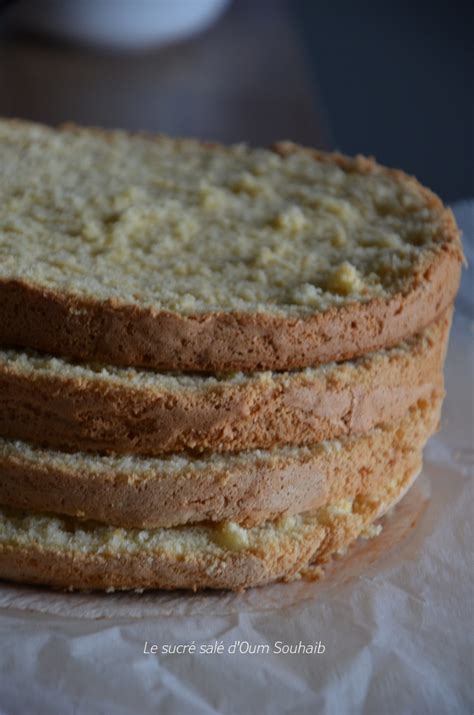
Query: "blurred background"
0 0 472 202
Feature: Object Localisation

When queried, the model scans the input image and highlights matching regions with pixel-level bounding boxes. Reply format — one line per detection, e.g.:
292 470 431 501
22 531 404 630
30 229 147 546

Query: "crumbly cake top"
0 121 450 316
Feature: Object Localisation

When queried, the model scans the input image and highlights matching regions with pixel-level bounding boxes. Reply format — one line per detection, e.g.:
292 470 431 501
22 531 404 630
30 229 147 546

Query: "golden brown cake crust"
0 458 421 592
0 392 442 528
0 126 463 372
0 313 450 456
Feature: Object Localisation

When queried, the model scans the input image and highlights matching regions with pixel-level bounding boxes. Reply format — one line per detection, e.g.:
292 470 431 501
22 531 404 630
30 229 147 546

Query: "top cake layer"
0 120 462 371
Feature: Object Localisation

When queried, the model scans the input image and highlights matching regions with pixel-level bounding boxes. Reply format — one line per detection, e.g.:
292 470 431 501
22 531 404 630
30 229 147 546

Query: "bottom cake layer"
0 453 422 592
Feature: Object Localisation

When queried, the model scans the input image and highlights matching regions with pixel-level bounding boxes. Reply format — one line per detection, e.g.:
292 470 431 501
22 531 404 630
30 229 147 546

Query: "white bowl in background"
7 0 230 50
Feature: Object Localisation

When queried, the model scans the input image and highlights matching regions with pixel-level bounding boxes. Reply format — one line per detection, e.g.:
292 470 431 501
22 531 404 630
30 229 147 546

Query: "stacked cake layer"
0 120 462 591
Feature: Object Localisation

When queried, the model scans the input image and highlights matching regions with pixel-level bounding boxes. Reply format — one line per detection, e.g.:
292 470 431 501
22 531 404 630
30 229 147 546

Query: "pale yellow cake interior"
0 491 386 558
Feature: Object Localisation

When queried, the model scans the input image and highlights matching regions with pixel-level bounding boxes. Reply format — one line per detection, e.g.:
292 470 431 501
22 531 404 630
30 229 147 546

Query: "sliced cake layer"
0 313 449 456
0 454 421 591
0 393 442 529
0 120 462 371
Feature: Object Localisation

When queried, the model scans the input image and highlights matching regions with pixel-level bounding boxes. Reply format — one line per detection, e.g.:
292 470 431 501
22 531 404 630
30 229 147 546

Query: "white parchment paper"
0 203 472 715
